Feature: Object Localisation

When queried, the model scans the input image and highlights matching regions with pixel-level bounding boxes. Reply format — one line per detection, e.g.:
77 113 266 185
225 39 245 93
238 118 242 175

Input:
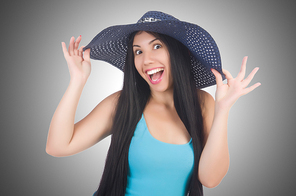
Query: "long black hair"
95 31 204 196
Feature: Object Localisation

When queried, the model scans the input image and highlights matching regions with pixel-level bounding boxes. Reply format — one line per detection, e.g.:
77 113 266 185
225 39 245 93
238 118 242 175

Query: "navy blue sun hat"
84 11 225 88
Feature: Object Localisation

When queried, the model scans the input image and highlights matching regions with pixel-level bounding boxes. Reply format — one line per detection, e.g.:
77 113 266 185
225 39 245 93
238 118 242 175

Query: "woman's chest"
143 104 191 145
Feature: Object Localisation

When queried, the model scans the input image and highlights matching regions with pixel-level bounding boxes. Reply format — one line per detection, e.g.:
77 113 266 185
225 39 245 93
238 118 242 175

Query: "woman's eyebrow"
133 38 160 48
149 38 159 44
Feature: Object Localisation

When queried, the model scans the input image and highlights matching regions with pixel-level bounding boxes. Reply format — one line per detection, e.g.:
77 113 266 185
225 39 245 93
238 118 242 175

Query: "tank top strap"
132 114 147 139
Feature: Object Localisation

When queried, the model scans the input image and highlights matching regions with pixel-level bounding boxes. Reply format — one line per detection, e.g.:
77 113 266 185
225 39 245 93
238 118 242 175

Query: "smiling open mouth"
147 68 164 82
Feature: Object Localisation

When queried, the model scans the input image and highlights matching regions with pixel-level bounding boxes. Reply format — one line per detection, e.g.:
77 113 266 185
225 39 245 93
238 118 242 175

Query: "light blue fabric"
126 114 194 196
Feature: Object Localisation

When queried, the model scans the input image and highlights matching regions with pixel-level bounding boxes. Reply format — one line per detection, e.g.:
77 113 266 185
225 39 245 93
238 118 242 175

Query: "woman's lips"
145 67 164 84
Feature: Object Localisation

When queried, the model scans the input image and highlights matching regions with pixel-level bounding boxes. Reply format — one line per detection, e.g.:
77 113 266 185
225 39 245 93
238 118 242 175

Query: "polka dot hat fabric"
84 11 225 88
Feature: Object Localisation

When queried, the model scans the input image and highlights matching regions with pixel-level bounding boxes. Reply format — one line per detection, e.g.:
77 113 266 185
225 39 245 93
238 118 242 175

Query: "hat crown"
137 11 179 23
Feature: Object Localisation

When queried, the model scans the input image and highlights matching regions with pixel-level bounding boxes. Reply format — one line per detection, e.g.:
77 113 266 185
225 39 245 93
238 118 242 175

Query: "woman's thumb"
84 48 91 62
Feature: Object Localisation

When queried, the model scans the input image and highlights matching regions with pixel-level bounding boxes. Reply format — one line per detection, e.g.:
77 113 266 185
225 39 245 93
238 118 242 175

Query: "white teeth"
147 68 164 75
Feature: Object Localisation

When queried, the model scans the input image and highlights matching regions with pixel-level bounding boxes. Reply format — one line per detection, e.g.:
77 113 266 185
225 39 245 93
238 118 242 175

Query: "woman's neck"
149 88 174 109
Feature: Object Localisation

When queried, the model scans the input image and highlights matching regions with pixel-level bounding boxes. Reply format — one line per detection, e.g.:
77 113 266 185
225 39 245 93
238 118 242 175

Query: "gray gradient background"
1 0 295 195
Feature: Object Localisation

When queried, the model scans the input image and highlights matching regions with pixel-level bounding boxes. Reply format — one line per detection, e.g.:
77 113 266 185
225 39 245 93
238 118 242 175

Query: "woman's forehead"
133 31 161 46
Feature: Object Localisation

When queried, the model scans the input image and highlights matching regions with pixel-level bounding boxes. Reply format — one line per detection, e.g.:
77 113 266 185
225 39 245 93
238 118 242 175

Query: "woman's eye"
154 44 161 49
135 50 142 55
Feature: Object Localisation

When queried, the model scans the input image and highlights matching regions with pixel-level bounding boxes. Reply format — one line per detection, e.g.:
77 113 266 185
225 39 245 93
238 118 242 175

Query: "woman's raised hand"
62 36 91 84
211 56 261 111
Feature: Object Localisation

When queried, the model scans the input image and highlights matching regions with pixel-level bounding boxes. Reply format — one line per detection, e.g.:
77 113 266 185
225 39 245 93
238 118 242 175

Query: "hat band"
137 17 161 23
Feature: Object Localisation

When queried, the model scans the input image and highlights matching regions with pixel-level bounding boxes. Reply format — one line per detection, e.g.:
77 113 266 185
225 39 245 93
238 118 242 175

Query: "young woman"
46 11 260 196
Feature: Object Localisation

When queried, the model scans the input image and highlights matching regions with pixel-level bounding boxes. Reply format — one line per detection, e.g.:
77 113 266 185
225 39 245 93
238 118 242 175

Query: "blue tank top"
126 114 194 196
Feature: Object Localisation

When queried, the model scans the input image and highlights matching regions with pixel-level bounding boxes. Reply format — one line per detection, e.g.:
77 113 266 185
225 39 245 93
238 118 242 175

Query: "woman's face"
133 31 173 93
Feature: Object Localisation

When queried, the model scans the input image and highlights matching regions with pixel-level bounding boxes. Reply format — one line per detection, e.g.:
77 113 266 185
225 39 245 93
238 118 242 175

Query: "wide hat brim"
84 11 225 88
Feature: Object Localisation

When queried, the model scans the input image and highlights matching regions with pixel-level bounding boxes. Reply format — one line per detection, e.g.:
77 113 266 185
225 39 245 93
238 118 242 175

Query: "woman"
46 11 260 196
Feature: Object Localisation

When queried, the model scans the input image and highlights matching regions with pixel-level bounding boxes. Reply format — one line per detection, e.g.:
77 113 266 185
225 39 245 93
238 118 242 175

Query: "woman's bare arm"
46 36 118 157
198 57 261 188
198 91 229 188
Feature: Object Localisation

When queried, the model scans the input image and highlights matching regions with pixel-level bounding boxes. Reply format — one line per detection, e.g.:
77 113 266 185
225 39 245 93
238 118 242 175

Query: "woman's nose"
143 51 154 66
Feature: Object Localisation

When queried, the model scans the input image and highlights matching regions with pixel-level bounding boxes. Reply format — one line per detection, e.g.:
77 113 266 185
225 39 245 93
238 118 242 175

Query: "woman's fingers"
67 36 82 56
222 68 233 81
62 36 90 67
243 82 261 95
78 46 84 57
61 42 69 59
74 35 81 50
68 36 75 56
211 68 223 86
74 35 82 55
236 56 248 81
84 48 91 63
242 67 260 88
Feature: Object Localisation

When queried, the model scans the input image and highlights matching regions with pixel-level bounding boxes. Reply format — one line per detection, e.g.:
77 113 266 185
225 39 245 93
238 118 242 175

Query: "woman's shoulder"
104 90 121 101
197 89 214 103
98 90 121 110
90 90 121 119
196 89 215 114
